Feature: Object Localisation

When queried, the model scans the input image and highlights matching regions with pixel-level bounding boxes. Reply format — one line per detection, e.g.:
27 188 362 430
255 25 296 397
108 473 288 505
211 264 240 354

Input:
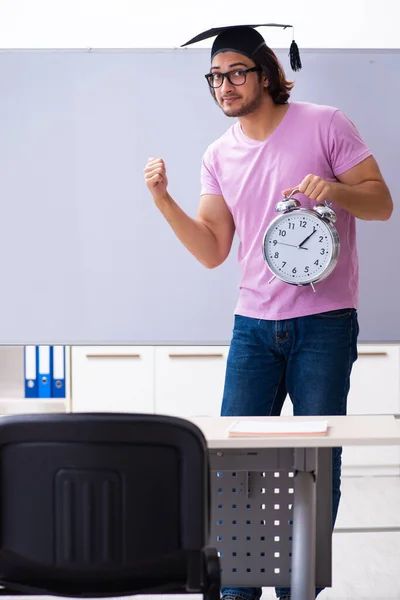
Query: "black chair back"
0 413 218 598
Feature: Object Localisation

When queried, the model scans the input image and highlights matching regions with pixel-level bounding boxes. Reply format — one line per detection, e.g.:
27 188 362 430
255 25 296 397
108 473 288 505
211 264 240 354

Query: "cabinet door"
154 347 228 418
347 345 399 415
343 344 400 472
71 346 154 413
279 344 400 473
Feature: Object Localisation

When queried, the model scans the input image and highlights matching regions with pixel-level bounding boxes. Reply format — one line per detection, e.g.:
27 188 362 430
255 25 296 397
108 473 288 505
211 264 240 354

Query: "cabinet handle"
168 353 224 358
85 354 141 359
358 352 388 357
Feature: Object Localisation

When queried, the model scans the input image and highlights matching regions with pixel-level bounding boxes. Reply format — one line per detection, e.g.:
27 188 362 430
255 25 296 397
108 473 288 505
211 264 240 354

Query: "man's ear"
263 76 269 88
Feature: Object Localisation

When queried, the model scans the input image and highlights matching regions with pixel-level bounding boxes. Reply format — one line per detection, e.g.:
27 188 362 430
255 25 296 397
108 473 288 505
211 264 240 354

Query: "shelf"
0 398 68 415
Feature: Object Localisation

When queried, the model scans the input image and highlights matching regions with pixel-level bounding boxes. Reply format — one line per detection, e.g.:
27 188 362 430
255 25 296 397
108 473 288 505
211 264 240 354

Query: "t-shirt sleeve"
328 110 372 177
200 149 223 196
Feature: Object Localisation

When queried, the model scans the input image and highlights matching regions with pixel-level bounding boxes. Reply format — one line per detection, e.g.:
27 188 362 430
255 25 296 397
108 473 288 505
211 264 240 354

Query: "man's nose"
221 75 235 91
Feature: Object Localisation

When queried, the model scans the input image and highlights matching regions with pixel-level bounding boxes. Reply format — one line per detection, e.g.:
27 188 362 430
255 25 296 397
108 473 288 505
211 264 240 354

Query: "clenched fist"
144 157 169 203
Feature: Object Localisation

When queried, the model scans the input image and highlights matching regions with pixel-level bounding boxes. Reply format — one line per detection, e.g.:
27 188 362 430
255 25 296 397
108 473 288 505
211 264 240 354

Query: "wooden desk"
189 414 400 449
187 415 400 600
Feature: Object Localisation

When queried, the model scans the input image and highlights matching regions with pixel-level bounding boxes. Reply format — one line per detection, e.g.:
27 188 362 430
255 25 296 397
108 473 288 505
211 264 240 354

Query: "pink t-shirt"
200 101 372 320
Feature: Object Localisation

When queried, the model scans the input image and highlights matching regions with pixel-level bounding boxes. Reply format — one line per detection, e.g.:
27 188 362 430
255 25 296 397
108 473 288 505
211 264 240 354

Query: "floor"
159 475 400 600
261 474 400 599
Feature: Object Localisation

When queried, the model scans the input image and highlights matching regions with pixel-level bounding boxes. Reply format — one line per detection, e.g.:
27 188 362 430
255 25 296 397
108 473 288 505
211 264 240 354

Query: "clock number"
300 220 307 228
304 266 309 273
279 229 286 237
282 261 286 268
292 267 297 274
288 222 295 229
314 259 319 266
320 248 325 255
272 240 278 246
274 252 279 258
319 236 324 243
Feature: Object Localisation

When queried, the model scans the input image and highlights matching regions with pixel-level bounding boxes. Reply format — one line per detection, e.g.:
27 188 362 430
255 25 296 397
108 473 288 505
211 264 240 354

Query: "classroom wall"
0 0 398 344
0 47 398 344
0 0 398 50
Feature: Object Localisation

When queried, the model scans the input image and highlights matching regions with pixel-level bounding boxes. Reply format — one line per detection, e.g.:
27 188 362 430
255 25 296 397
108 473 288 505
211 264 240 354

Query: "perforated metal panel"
208 448 332 588
212 469 294 586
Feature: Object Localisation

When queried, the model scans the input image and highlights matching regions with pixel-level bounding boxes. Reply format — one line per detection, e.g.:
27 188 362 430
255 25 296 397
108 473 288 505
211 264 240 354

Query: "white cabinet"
71 346 154 413
347 345 400 415
264 344 400 474
0 342 395 473
154 346 228 418
342 344 400 473
69 343 400 474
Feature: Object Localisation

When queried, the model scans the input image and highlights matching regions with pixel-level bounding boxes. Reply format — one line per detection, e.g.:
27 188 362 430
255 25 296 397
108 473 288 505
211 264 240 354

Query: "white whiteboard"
0 48 398 343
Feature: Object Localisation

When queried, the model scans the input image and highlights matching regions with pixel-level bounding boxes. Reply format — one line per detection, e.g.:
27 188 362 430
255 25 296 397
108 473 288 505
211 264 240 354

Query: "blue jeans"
220 309 359 600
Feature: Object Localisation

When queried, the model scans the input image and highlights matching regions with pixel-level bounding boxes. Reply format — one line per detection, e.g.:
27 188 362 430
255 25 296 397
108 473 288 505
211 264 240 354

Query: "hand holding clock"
262 174 340 289
282 174 332 203
280 175 328 249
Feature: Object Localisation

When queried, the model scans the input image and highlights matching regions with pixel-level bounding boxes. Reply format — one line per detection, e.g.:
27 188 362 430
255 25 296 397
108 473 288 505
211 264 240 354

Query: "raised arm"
144 158 235 268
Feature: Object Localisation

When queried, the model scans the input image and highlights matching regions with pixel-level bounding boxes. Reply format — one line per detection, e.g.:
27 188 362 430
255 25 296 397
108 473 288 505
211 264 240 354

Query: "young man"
144 25 393 600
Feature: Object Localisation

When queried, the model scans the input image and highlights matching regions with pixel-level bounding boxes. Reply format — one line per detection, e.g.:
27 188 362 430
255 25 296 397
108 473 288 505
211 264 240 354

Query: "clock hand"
298 227 317 248
276 242 308 250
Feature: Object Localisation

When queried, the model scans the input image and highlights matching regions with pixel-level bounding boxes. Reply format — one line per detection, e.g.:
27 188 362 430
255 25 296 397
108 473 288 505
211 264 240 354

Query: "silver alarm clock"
262 190 340 292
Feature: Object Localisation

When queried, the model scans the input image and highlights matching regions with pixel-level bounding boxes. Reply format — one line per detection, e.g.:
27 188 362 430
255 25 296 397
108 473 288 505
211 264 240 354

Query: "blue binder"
37 345 52 398
51 346 66 398
24 345 38 398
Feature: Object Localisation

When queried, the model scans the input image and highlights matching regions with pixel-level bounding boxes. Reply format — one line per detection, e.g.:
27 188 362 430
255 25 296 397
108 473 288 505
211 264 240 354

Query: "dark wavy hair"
252 45 294 104
208 45 294 105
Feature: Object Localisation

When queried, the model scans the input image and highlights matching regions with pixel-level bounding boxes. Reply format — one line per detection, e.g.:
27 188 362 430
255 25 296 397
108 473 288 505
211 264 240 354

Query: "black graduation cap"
181 23 302 72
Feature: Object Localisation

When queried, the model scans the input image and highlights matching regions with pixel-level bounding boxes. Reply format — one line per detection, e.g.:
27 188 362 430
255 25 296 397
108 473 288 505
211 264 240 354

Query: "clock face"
263 210 338 285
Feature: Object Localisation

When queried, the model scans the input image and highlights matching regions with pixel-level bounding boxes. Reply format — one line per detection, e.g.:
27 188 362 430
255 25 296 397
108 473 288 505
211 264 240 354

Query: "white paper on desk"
228 420 328 436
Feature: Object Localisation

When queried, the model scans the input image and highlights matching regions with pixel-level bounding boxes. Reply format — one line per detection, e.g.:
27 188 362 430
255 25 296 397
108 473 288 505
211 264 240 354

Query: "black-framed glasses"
205 67 261 89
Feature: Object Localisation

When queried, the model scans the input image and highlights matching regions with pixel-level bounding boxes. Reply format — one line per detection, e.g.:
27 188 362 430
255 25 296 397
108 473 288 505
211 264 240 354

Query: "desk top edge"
188 415 400 448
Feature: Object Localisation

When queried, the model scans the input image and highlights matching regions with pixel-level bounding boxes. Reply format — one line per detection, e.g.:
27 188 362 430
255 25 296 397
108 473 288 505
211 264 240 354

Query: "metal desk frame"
209 447 332 600
190 414 400 600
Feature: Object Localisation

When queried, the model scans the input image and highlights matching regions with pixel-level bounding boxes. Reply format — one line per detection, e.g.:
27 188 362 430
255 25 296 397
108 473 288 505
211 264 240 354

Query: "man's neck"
239 102 290 142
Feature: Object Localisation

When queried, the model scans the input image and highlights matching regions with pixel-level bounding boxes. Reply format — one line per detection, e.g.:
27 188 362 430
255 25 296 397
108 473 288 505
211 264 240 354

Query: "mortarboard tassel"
289 39 302 71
